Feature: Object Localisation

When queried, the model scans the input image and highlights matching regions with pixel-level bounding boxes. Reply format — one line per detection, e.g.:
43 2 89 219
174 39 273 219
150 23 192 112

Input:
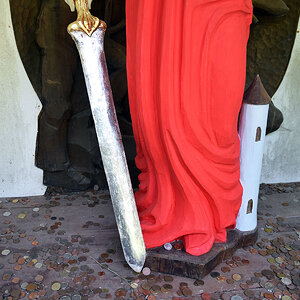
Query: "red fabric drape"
126 0 253 255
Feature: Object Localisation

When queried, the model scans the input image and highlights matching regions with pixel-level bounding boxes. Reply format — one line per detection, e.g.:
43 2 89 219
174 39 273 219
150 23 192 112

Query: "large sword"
66 0 146 272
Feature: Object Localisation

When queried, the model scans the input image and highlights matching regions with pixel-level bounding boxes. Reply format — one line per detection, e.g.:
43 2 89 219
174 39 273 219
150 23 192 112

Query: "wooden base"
145 228 258 280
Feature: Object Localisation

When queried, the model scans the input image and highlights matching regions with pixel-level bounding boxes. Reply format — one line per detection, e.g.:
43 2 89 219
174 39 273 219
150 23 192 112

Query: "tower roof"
243 75 272 105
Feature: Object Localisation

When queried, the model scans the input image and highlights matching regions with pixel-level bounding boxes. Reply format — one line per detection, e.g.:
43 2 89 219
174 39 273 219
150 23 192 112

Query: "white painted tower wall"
236 103 269 231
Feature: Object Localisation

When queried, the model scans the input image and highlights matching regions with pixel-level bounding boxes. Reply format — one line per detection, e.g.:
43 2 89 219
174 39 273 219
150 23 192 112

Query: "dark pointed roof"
243 75 272 105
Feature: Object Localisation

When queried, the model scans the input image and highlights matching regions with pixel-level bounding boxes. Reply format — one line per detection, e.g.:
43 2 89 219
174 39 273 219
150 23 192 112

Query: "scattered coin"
210 271 220 278
150 285 161 295
2 272 12 281
35 262 42 268
142 282 152 290
28 291 39 299
232 256 241 262
164 275 174 282
264 282 274 291
59 296 71 300
194 279 205 286
232 274 242 281
262 269 274 278
164 243 172 250
244 290 254 297
130 282 138 289
12 277 20 283
264 292 274 299
51 282 61 291
268 258 276 264
17 257 25 265
163 284 173 291
276 257 284 264
221 266 231 273
282 277 292 285
202 292 211 300
241 259 250 264
226 278 234 284
1 249 10 256
173 242 184 250
240 283 248 290
259 249 268 256
216 276 226 282
26 283 37 292
20 283 28 291
182 287 192 297
35 274 44 282
3 211 11 217
14 265 22 271
142 267 151 276
18 213 26 219
115 288 126 298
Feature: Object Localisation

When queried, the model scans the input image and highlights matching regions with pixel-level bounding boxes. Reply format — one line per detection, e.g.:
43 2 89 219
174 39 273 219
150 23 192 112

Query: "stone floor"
0 183 299 300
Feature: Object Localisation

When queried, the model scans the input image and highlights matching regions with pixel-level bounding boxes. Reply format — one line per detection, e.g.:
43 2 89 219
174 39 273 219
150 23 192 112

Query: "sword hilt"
67 0 107 36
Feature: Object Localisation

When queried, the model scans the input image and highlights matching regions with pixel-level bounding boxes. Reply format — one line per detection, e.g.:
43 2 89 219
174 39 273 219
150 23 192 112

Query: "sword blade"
68 28 146 272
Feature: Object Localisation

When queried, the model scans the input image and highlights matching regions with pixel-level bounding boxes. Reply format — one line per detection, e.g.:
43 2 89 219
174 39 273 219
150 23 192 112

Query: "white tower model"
236 75 271 231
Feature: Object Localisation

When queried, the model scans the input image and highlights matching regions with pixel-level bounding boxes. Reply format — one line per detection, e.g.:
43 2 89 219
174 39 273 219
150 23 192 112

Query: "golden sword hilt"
67 0 107 36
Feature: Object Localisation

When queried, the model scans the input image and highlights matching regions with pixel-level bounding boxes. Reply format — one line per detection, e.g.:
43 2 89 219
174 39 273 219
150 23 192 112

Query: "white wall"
0 0 46 197
261 19 300 184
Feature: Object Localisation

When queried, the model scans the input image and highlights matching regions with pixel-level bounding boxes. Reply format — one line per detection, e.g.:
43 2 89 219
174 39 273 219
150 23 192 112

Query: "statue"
126 0 253 255
9 0 299 191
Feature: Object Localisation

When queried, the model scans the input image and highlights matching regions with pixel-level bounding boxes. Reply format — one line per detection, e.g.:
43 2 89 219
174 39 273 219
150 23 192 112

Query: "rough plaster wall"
261 19 300 183
0 0 46 197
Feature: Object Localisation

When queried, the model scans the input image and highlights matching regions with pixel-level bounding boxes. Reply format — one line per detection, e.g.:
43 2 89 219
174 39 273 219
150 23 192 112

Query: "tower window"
255 127 261 142
246 199 253 214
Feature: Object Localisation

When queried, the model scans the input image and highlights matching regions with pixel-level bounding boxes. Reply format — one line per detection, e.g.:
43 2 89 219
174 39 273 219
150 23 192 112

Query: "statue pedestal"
145 228 257 280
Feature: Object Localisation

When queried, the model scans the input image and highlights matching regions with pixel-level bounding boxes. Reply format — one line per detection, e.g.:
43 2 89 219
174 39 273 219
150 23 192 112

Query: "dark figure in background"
36 0 77 172
34 0 131 190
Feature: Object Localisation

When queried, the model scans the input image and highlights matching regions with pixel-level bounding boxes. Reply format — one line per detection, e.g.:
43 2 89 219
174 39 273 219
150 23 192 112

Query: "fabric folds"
126 0 253 255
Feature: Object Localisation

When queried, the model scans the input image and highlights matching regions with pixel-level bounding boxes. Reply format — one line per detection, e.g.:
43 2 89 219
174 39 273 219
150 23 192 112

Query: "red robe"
126 0 253 255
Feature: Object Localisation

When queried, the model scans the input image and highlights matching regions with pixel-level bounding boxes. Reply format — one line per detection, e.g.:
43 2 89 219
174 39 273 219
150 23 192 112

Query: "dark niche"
9 0 300 191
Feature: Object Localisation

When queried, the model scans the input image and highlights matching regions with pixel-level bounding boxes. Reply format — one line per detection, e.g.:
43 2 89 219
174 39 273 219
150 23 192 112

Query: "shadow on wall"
8 0 300 191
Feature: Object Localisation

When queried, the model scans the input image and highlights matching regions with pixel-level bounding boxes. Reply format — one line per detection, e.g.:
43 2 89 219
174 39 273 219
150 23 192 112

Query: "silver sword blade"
68 28 146 272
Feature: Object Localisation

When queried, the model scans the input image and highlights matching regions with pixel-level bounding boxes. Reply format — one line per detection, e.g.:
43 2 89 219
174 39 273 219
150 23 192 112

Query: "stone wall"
261 18 300 183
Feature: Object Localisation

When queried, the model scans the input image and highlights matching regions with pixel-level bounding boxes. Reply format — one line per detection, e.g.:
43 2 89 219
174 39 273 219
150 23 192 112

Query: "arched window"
246 199 253 214
255 127 261 142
